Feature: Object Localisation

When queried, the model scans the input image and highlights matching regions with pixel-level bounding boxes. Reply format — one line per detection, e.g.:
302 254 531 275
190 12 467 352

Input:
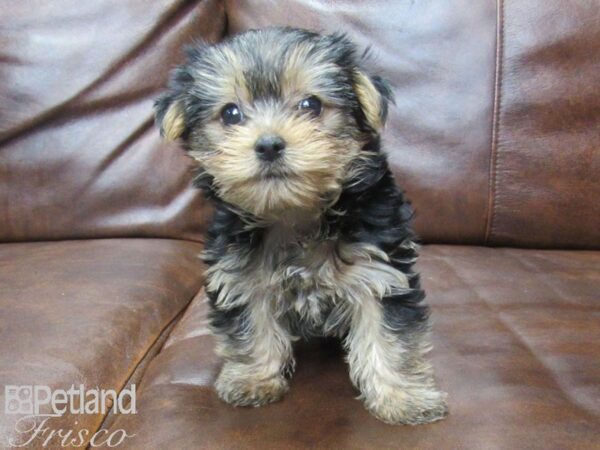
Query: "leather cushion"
0 239 204 447
99 245 600 449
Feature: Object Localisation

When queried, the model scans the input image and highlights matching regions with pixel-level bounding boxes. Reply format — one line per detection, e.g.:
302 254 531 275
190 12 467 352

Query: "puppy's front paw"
215 363 289 407
364 384 448 425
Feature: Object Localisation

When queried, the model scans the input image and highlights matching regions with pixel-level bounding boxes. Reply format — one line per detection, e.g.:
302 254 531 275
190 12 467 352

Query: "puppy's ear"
155 94 186 141
154 50 200 141
354 70 394 132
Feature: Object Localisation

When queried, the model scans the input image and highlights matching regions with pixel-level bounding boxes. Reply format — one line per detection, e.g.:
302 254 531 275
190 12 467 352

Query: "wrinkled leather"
0 239 205 448
98 245 600 449
0 0 225 243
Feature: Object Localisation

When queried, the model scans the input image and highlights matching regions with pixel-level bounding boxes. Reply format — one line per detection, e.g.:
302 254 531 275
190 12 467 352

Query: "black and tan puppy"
155 27 448 425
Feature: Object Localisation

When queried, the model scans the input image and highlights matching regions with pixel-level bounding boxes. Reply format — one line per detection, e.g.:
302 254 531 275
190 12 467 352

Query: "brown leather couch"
1 1 599 449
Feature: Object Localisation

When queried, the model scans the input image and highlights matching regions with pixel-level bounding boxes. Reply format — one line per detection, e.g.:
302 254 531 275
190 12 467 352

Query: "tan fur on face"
280 43 344 103
180 35 383 220
191 47 251 107
191 103 361 220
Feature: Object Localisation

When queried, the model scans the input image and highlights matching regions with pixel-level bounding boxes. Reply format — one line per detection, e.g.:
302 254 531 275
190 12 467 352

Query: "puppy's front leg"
345 293 448 425
212 295 293 407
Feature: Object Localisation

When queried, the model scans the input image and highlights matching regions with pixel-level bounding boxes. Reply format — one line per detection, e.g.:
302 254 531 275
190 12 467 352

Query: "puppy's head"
155 27 392 221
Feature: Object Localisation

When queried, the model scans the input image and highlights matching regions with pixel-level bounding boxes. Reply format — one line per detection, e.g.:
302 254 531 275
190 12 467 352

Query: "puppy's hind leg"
211 295 294 407
345 290 448 425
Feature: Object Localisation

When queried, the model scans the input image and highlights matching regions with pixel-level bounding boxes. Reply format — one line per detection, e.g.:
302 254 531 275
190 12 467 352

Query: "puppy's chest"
207 228 408 334
219 230 356 331
261 237 342 318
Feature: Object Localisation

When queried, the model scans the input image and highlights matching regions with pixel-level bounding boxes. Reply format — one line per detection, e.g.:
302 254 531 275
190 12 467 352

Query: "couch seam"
86 285 203 447
222 0 230 37
485 0 505 244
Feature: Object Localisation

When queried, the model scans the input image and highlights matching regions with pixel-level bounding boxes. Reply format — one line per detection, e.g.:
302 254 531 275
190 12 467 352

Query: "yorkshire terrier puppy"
155 27 448 425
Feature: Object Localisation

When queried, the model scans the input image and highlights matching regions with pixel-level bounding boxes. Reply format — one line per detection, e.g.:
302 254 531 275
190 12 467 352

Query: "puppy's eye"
221 103 243 125
298 96 322 116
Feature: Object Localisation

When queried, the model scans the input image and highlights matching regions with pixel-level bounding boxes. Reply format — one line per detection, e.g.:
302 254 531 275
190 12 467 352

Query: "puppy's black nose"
255 134 286 162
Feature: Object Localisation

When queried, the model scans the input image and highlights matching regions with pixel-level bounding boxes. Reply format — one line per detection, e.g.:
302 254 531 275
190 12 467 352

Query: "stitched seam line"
485 0 505 244
86 285 202 449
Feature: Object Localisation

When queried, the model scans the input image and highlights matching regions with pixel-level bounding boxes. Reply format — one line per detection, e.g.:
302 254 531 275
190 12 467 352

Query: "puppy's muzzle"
255 134 286 162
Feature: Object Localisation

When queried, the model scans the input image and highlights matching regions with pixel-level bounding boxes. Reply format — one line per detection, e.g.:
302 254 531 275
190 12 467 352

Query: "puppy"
155 27 448 425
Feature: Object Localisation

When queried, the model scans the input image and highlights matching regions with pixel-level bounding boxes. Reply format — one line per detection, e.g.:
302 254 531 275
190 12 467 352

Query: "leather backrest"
0 0 225 242
226 0 600 249
487 0 600 248
1 0 598 248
